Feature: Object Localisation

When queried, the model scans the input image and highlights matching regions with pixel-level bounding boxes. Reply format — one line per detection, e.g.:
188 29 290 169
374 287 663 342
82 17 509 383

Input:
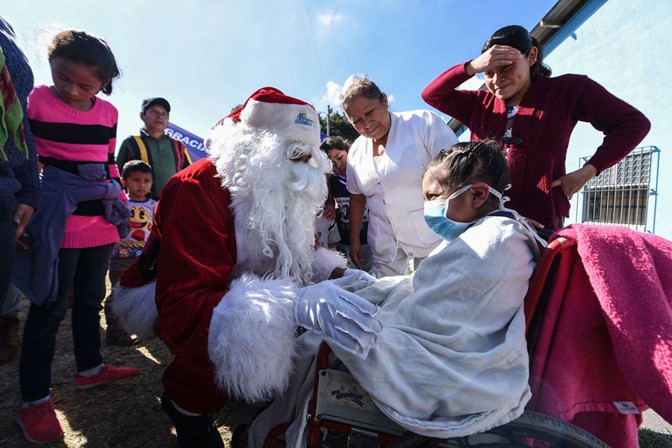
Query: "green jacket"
117 130 191 197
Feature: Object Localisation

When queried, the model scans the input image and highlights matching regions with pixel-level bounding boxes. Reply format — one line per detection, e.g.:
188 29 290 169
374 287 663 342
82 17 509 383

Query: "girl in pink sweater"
17 30 138 445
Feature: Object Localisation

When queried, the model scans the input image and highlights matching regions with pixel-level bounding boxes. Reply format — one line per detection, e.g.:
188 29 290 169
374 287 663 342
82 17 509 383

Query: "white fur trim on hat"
208 274 300 402
110 282 158 339
312 247 348 282
241 98 320 148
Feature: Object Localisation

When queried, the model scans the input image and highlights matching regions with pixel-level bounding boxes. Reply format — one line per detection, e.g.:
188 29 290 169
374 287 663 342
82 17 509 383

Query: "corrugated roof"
531 0 589 45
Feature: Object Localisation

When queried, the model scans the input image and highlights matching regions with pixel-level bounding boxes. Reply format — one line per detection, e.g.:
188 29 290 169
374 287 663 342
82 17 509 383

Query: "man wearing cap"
116 97 191 198
112 87 381 447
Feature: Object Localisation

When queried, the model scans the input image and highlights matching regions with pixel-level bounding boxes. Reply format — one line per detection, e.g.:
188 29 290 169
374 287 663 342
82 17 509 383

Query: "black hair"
340 77 386 109
121 160 152 180
48 30 121 95
320 135 351 155
482 25 552 81
425 140 510 204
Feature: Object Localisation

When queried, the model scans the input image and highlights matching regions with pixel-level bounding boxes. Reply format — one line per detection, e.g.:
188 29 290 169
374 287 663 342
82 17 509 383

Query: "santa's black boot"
161 391 224 448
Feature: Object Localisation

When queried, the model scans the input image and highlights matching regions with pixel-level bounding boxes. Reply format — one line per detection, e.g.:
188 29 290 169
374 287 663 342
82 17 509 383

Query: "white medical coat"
346 110 458 262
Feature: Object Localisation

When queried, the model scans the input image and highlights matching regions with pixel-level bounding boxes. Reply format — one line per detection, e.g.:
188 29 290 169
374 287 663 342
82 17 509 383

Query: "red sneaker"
74 364 140 390
16 400 64 444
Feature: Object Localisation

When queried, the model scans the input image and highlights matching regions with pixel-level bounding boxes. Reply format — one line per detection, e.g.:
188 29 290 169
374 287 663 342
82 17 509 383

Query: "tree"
319 110 360 143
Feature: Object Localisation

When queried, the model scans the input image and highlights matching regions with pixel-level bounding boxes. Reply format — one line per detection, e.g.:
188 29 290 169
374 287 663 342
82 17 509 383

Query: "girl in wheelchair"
247 140 544 447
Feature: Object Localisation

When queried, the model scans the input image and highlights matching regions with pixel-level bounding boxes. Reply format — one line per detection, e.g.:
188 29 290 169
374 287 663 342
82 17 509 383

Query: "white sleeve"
423 110 459 158
311 247 348 282
345 138 366 195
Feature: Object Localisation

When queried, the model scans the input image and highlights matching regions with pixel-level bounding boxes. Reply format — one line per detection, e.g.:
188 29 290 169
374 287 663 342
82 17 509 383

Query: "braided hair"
425 141 509 206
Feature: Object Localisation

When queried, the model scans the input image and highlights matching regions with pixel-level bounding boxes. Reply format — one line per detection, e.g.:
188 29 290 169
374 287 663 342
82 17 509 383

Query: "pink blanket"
527 224 672 447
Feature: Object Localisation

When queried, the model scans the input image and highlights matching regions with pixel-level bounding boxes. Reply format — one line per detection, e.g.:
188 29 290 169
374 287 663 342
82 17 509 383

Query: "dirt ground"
1 293 670 447
0 295 262 448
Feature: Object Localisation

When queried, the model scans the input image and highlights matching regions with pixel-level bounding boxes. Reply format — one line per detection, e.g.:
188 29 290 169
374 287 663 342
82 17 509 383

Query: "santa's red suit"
112 88 373 415
153 158 236 412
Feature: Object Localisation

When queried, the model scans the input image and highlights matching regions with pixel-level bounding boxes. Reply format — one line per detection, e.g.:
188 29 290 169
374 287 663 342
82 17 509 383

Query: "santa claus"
113 87 381 448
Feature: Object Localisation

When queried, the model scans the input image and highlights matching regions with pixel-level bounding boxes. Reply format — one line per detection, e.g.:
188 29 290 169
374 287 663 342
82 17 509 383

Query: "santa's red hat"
213 87 320 147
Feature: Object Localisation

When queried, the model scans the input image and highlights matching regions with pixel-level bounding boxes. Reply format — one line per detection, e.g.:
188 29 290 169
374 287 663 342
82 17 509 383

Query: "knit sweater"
0 16 39 208
28 84 121 248
422 62 650 229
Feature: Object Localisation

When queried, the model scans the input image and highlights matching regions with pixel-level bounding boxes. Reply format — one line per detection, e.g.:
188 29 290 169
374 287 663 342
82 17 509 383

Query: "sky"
3 0 557 145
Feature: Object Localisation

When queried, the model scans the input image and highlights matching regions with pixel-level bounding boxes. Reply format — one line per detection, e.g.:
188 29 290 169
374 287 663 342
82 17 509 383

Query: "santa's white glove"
295 282 382 358
330 269 377 292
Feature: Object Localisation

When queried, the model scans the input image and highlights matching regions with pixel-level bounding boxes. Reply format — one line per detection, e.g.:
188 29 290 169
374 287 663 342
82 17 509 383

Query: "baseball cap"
141 97 171 114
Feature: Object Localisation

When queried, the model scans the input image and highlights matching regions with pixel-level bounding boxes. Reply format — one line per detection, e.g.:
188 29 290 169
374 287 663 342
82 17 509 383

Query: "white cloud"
387 94 396 104
316 10 344 28
321 80 344 109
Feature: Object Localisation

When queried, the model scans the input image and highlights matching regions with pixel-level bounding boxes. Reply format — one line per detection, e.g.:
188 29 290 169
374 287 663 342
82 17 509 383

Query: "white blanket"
250 215 538 446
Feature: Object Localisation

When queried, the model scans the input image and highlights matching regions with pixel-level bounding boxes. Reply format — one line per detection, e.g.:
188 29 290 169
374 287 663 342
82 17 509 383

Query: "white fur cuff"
208 274 300 402
312 247 348 282
110 282 158 338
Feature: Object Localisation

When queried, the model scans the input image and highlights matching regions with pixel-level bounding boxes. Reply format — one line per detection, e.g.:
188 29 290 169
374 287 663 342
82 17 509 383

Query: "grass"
639 428 672 448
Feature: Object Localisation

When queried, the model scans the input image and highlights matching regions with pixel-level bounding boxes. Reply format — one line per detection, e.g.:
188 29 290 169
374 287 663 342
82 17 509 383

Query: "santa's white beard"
208 122 330 285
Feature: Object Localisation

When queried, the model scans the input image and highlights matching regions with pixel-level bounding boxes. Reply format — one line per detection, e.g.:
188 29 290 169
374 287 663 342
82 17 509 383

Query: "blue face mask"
424 182 549 247
423 184 473 242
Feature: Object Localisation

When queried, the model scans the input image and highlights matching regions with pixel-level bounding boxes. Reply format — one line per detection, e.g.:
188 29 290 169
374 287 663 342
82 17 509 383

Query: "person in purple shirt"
0 15 39 366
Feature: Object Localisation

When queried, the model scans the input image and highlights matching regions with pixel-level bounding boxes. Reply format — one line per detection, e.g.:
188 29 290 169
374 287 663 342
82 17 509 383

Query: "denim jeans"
20 243 114 401
0 195 17 309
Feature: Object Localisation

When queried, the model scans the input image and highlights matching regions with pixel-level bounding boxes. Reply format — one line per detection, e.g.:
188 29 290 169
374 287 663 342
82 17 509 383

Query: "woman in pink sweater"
422 25 650 230
16 30 138 445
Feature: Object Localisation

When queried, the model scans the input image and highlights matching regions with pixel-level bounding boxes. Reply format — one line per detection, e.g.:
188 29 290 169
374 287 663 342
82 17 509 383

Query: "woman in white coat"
342 75 458 277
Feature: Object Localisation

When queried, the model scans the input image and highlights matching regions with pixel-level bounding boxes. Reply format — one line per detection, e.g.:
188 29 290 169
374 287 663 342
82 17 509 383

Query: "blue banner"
166 122 207 161
166 123 328 161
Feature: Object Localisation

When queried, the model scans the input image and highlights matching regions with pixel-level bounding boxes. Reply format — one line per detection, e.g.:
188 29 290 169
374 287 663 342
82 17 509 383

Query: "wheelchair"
261 237 610 448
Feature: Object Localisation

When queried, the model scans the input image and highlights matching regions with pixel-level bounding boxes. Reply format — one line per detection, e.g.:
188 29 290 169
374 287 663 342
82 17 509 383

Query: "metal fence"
579 146 659 232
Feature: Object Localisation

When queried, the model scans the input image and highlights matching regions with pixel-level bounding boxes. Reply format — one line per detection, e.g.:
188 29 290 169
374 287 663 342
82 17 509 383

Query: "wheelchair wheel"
483 411 609 447
388 411 609 448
